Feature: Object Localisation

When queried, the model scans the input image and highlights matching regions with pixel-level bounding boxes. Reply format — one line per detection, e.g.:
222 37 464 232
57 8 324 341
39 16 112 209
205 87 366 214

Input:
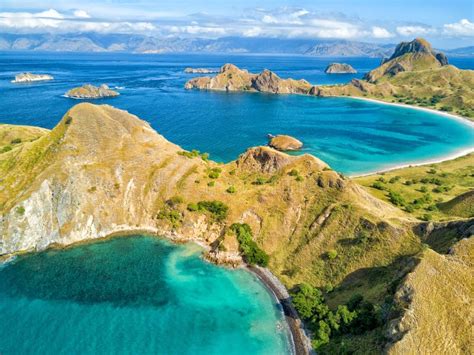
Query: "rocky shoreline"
249 266 313 355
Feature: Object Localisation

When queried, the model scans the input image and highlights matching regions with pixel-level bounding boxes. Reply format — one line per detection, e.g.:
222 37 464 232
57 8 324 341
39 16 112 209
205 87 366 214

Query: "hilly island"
0 36 473 355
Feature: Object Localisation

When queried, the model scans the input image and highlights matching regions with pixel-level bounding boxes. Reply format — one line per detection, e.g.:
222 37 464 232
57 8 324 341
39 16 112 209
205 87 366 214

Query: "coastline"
249 265 313 355
344 95 474 127
349 147 474 178
0 228 304 355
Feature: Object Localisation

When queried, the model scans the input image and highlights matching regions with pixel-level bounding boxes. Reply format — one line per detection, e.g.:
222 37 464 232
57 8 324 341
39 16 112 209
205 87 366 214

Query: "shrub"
388 191 405 206
405 204 415 213
427 168 437 174
371 181 385 190
207 181 215 187
178 149 200 159
157 208 182 227
419 186 428 193
229 169 236 175
187 203 199 212
389 176 401 183
288 169 299 176
421 214 432 221
230 223 269 267
10 138 21 144
253 177 266 185
296 175 304 182
0 145 12 153
16 206 25 215
226 185 236 194
208 167 222 179
194 200 229 221
167 195 184 206
327 249 338 260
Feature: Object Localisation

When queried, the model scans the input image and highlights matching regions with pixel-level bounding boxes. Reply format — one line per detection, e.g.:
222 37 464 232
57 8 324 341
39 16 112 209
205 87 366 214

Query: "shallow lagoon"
0 236 292 355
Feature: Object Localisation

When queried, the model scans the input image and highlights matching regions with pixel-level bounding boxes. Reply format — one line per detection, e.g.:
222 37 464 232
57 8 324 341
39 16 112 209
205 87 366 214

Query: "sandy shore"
345 96 474 127
249 266 313 355
349 147 474 178
342 96 474 178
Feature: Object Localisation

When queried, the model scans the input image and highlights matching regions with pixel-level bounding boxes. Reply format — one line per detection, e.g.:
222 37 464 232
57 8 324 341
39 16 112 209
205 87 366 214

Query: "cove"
0 236 292 355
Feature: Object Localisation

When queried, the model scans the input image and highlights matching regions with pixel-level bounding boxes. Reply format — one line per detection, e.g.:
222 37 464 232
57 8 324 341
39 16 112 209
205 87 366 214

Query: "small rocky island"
184 67 218 74
11 72 54 83
324 63 357 74
65 84 119 99
268 135 303 151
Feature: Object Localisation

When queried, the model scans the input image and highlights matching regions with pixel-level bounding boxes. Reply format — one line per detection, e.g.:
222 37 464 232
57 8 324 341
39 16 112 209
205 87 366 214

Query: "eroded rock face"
324 63 357 74
268 135 303 151
65 84 119 99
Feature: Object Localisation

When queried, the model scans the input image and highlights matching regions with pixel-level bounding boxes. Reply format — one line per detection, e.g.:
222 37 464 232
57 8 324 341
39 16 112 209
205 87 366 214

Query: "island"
65 84 119 99
1 102 472 354
185 63 312 94
185 38 474 119
11 72 53 83
268 134 303 151
324 63 357 74
184 67 218 74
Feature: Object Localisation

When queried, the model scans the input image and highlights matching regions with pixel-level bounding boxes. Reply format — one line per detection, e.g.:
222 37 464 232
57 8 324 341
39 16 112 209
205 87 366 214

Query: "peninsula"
185 38 474 119
11 72 53 83
65 84 119 99
0 103 472 354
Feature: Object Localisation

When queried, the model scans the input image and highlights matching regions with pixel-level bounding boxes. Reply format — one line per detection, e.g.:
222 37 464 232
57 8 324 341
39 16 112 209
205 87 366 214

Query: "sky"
0 0 473 48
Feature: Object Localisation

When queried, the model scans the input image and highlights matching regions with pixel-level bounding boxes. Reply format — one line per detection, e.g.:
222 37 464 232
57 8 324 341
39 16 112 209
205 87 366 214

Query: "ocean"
0 52 473 175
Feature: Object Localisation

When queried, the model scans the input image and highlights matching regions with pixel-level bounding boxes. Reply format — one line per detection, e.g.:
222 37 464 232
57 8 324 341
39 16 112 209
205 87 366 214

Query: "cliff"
185 64 313 94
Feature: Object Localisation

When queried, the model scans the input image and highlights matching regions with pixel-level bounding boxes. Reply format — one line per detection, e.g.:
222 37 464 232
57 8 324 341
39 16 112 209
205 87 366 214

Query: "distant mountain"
304 40 394 57
0 33 395 57
444 46 474 57
0 33 471 58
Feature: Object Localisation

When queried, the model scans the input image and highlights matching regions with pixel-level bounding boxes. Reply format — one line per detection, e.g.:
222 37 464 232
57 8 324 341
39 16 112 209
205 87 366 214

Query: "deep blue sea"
0 236 292 355
0 52 473 175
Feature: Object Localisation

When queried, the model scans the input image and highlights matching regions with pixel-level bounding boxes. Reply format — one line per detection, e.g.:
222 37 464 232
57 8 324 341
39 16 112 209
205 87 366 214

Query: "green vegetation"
10 138 22 144
157 208 182 228
291 284 381 350
15 206 25 215
187 200 229 221
207 167 222 179
230 223 269 267
355 154 474 220
177 149 210 161
226 185 236 194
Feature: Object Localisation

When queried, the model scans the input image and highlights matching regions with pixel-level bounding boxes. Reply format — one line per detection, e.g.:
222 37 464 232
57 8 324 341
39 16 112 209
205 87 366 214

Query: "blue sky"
0 0 473 48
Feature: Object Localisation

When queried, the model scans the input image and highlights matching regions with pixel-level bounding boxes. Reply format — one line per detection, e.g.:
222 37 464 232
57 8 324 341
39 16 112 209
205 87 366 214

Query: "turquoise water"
0 236 292 355
0 52 473 175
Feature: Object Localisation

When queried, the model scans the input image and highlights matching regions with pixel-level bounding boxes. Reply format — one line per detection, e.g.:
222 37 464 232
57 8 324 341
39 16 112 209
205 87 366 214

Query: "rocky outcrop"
268 135 303 151
65 84 119 99
184 68 218 74
324 63 357 74
11 73 53 83
185 64 313 94
364 38 449 82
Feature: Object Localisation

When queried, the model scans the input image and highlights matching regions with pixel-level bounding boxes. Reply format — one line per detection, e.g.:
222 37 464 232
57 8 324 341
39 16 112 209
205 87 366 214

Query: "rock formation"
11 73 53 83
185 64 313 94
65 84 119 99
268 135 303 151
324 63 357 74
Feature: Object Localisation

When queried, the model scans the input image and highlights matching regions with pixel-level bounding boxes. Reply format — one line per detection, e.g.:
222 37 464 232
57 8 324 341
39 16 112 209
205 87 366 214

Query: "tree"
312 320 331 349
291 284 324 320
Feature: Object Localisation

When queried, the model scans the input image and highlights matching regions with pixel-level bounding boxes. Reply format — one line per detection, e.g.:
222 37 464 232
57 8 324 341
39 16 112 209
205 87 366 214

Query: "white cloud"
443 19 474 36
0 8 156 34
169 25 226 36
371 26 393 38
73 10 91 19
396 25 434 36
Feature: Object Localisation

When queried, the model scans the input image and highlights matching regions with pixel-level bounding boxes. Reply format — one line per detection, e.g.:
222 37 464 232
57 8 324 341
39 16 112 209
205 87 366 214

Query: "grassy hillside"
1 103 471 354
354 154 474 221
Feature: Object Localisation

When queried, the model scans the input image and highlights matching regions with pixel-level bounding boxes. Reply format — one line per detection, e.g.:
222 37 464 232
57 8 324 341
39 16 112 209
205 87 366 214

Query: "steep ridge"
386 237 474 354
